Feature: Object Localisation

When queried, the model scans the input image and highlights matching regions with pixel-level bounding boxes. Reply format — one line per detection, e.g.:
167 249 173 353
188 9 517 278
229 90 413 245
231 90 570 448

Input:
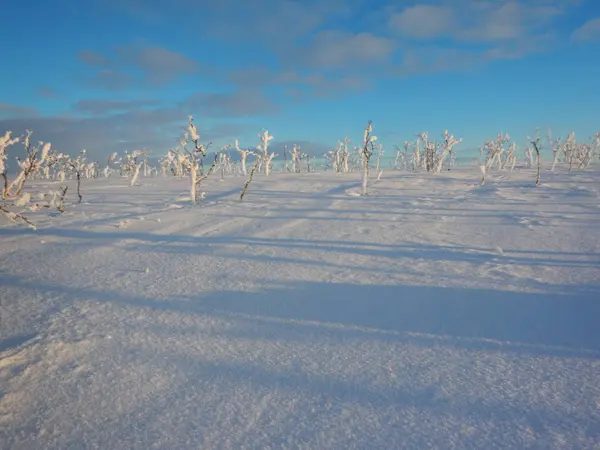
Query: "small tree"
290 144 301 173
124 150 147 187
169 116 213 204
218 145 232 180
375 142 384 175
434 130 462 173
192 153 220 203
360 120 377 195
527 131 542 186
234 139 254 176
257 130 276 176
393 143 408 170
484 133 509 170
0 130 64 228
504 141 518 171
2 130 51 200
240 157 261 200
416 132 437 172
340 137 350 173
68 150 87 203
547 128 563 172
479 164 487 186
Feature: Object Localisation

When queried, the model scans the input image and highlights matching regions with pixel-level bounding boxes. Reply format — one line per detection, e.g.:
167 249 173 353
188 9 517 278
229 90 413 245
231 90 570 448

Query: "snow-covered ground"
1 166 600 449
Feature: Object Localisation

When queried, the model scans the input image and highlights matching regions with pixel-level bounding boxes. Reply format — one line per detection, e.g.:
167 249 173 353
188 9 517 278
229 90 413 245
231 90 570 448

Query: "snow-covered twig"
361 121 377 195
68 150 87 203
257 130 276 176
527 131 542 186
235 139 255 176
434 130 462 173
240 157 261 200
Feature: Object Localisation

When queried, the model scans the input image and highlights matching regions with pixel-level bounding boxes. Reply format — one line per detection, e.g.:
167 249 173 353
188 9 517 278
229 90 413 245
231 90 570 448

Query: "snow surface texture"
1 167 600 449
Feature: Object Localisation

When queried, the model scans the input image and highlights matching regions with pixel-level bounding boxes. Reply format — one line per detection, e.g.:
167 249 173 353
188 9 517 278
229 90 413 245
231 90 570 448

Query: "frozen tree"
240 158 261 200
158 154 172 177
504 141 518 171
332 143 342 173
554 132 599 171
186 141 210 202
235 139 255 176
125 150 147 187
1 131 21 194
102 152 119 178
524 145 535 168
323 148 337 172
257 130 276 176
290 144 301 173
339 138 350 173
375 142 384 175
0 130 62 228
547 128 564 172
2 130 52 200
479 164 487 186
174 116 224 204
360 120 377 195
169 116 208 180
84 160 98 179
527 131 542 186
42 148 67 180
416 132 438 172
325 141 349 173
393 143 408 170
141 152 151 177
170 149 186 178
484 133 510 170
218 145 232 180
592 133 600 162
434 130 462 173
68 150 87 203
191 153 221 204
408 140 421 171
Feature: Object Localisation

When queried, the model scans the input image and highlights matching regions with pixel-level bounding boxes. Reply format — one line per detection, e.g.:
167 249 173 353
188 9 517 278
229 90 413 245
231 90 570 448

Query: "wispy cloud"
86 69 135 91
570 17 600 42
77 50 111 66
0 109 251 157
118 45 199 85
389 1 569 44
73 99 160 115
38 87 59 99
286 31 396 70
385 0 572 74
0 86 273 157
389 5 455 40
0 103 39 118
77 45 200 90
182 90 277 118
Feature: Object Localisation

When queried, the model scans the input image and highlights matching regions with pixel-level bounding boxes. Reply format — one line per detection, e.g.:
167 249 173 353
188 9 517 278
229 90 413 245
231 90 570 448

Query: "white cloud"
0 103 39 118
77 46 200 90
287 31 396 69
570 17 600 43
74 99 160 115
118 46 199 85
390 1 568 44
389 5 455 39
182 90 278 117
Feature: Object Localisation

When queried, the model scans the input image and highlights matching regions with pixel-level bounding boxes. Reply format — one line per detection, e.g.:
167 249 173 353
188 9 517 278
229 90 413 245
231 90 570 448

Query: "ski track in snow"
1 167 600 449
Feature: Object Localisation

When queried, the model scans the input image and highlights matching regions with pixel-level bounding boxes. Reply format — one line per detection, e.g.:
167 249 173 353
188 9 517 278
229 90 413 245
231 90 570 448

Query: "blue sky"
1 0 599 159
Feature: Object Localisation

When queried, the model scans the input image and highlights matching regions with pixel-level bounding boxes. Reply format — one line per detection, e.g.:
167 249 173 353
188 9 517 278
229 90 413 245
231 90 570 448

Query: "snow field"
1 167 600 449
